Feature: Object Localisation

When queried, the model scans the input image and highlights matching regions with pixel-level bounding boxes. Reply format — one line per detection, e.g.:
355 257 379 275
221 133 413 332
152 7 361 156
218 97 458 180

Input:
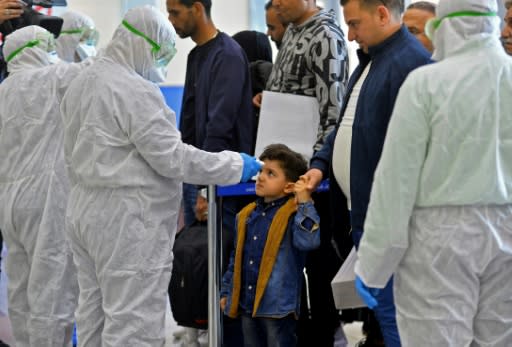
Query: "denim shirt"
221 196 321 318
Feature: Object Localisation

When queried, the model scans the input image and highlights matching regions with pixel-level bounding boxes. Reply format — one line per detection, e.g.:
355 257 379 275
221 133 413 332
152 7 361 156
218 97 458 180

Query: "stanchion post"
207 184 221 347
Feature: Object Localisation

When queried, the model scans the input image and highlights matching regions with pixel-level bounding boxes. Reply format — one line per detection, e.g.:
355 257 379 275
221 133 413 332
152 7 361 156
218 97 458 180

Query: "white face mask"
48 51 61 65
76 43 97 61
147 66 167 83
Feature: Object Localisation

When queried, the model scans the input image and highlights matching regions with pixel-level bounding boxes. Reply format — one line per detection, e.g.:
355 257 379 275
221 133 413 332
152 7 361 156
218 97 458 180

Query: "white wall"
64 0 249 85
65 0 122 48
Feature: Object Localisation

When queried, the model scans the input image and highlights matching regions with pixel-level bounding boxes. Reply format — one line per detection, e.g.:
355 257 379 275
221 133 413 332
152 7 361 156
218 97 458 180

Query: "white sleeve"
126 98 243 186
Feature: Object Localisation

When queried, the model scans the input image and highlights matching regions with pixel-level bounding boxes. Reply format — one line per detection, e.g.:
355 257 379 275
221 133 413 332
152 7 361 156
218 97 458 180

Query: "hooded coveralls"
0 25 88 347
355 0 512 345
61 6 248 347
55 10 95 63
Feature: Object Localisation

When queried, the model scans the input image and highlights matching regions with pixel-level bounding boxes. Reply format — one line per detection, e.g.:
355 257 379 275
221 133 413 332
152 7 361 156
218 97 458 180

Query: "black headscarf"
232 30 272 63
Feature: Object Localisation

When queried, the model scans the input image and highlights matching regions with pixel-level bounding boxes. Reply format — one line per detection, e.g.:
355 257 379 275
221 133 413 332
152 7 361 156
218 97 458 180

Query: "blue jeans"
241 314 297 347
352 227 401 347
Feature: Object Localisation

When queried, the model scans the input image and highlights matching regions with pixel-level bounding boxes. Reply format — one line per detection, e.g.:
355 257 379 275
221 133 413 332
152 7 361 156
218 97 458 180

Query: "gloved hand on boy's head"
240 153 262 182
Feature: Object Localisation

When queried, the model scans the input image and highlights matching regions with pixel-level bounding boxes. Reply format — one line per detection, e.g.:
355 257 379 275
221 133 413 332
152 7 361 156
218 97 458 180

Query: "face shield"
425 10 498 41
80 27 100 46
60 26 99 60
60 27 100 46
121 19 177 82
154 40 178 68
6 31 59 64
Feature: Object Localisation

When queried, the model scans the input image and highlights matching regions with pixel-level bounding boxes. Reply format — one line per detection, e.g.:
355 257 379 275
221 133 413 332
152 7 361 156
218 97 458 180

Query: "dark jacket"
232 30 272 65
311 26 432 232
180 32 254 154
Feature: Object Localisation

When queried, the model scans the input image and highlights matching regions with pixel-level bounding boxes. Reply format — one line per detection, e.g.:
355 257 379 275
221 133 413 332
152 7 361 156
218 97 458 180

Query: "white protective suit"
0 26 89 347
56 10 96 62
61 6 244 347
354 0 512 345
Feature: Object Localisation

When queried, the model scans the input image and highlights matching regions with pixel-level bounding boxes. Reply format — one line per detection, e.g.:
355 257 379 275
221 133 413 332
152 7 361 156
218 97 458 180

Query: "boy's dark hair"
259 144 308 182
179 0 212 17
264 1 273 10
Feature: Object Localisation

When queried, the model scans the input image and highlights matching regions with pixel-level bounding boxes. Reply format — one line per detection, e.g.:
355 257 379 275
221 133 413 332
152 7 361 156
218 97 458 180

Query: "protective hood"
104 5 176 83
431 0 500 60
4 25 53 74
56 10 95 62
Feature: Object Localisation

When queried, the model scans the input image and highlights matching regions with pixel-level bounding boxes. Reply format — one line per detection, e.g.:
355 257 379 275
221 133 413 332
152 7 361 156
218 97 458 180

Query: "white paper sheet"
255 91 320 161
331 247 365 309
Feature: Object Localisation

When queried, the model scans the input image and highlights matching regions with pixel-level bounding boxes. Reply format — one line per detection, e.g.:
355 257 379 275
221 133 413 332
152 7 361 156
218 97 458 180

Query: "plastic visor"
61 27 100 46
6 32 57 62
121 20 177 68
154 40 177 68
81 27 100 46
425 10 498 40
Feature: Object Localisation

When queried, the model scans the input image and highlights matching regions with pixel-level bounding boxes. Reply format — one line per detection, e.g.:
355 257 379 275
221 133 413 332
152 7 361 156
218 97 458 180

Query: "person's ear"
376 4 391 25
191 1 204 17
283 182 295 194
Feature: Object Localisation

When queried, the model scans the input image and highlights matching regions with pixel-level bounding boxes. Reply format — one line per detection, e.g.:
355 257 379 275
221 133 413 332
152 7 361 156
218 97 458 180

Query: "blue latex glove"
355 276 379 309
240 153 262 182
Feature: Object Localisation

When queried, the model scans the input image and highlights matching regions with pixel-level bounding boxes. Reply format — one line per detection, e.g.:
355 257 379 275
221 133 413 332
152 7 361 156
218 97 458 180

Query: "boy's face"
255 159 294 203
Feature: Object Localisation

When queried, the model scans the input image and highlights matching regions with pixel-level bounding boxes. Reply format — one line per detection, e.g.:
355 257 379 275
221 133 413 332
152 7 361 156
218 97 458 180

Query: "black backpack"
169 222 209 329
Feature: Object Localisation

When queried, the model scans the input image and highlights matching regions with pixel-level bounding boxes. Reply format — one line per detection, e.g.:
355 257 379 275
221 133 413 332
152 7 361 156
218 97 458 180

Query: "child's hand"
294 176 313 204
220 297 227 311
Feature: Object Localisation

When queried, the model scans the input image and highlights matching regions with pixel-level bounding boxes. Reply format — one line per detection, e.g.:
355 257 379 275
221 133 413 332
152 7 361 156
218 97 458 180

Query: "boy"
220 144 321 346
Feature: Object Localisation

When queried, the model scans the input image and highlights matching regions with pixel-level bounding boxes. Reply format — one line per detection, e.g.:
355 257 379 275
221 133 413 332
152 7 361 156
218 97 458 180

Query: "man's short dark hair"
259 144 308 182
340 0 404 18
406 1 436 15
505 0 512 10
180 0 212 17
265 0 273 11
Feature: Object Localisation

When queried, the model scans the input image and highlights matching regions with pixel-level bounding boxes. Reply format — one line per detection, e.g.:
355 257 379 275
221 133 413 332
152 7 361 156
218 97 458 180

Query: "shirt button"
262 212 266 216
249 260 254 265
253 236 258 240
248 285 253 290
